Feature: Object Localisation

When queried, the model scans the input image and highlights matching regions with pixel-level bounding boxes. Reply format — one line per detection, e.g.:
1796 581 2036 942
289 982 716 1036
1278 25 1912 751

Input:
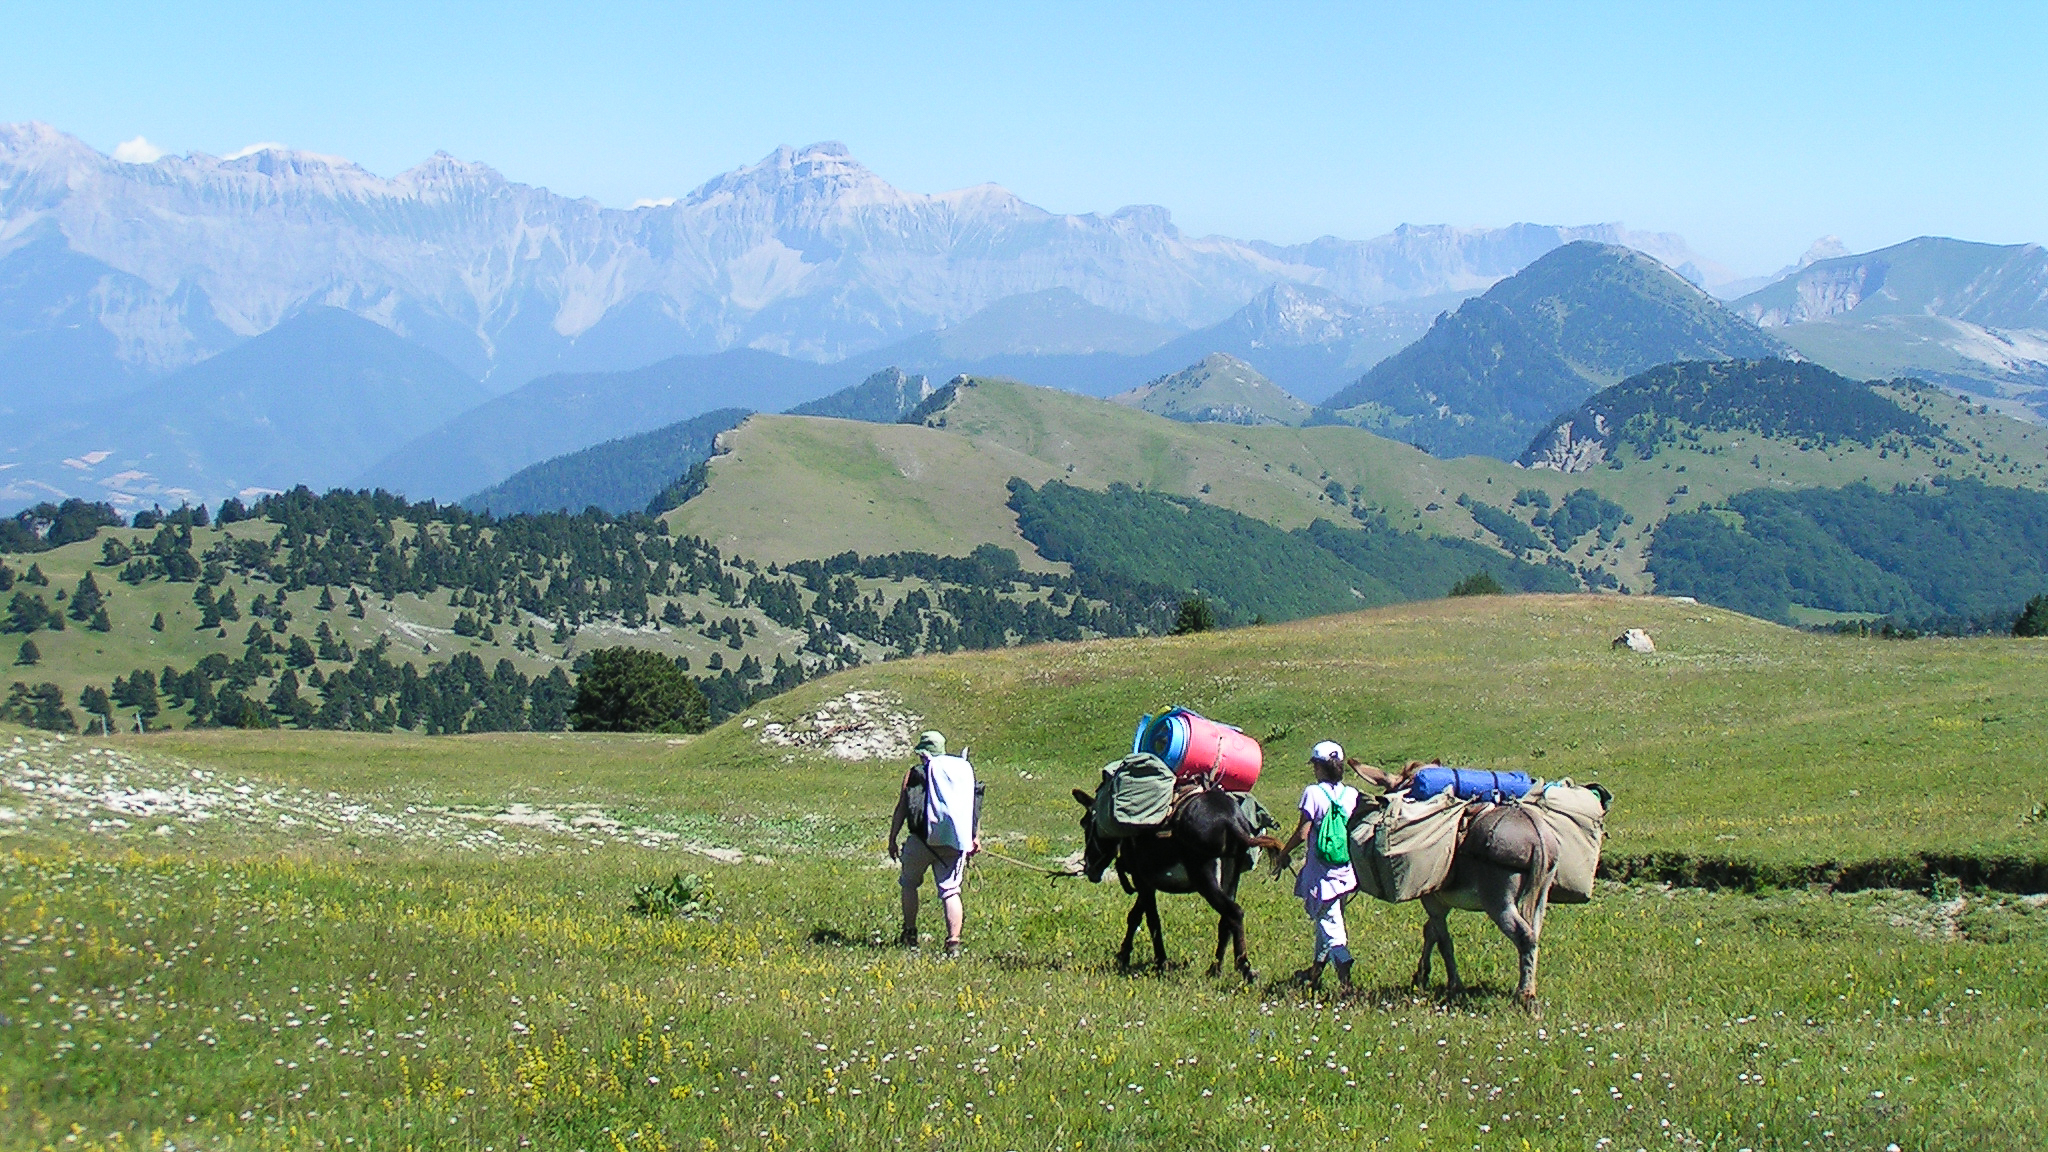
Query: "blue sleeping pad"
1408 767 1532 803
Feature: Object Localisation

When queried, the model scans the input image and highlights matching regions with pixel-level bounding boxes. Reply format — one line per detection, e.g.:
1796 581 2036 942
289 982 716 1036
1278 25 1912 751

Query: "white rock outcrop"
1613 628 1656 654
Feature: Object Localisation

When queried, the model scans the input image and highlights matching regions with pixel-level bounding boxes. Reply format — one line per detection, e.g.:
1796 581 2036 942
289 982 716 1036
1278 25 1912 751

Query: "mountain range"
0 120 1734 392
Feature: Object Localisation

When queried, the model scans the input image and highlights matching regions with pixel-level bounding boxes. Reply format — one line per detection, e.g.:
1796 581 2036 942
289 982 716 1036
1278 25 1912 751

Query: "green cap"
915 730 946 756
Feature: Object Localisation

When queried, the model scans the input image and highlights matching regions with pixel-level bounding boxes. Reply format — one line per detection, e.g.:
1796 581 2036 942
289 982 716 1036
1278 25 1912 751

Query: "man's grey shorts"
899 836 968 899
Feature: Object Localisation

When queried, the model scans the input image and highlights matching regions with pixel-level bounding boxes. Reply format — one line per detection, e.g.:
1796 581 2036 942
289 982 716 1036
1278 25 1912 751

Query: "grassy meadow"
4 595 2047 1151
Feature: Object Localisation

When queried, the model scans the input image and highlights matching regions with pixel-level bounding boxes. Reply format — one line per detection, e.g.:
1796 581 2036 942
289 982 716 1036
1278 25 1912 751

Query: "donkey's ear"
1072 788 1094 808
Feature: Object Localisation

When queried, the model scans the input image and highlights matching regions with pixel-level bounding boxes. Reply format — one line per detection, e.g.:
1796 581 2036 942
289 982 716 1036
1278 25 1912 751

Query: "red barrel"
1142 708 1263 792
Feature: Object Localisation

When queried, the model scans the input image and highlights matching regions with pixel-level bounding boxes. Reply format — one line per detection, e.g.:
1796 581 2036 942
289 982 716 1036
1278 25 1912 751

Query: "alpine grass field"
4 595 2046 1150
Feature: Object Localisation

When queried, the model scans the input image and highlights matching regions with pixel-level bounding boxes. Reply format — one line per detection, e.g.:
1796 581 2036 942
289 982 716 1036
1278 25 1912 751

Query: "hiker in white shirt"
888 730 980 956
1276 740 1360 991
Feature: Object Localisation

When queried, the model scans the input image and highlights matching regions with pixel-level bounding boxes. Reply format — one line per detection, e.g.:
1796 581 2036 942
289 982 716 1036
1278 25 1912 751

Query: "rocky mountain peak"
1240 283 1370 345
1798 236 1849 267
684 140 906 213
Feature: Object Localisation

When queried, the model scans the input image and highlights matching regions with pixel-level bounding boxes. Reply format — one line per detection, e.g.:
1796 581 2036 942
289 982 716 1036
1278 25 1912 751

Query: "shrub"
1449 571 1506 597
1171 598 1215 635
571 646 710 733
628 873 711 918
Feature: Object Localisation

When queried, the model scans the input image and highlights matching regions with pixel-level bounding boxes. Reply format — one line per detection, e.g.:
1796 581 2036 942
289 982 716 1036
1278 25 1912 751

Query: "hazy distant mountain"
1136 284 1451 404
1 307 486 509
878 288 1183 360
0 224 195 415
789 367 934 423
1708 236 1849 300
357 349 841 502
832 282 1445 402
1729 237 2048 419
1112 353 1312 426
1734 237 2048 330
462 408 751 516
1321 242 1785 459
0 120 1739 397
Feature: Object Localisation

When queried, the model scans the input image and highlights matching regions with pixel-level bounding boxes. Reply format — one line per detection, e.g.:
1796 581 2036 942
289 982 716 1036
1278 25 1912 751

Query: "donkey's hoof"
1206 962 1223 978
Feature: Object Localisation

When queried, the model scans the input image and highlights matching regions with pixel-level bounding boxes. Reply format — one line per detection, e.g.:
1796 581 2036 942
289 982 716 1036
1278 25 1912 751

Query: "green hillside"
5 487 1255 731
671 374 2048 601
1320 242 1785 459
666 407 1070 566
786 366 934 423
462 407 750 515
1110 352 1313 425
0 507 824 732
1648 478 2048 630
18 372 2048 736
1519 359 1947 469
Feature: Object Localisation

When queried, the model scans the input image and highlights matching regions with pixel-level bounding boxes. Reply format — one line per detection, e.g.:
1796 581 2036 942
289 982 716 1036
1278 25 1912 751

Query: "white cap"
1310 740 1344 763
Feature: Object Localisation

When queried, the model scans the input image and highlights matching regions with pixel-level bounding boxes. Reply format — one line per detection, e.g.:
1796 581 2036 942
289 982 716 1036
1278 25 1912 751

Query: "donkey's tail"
1517 808 1556 928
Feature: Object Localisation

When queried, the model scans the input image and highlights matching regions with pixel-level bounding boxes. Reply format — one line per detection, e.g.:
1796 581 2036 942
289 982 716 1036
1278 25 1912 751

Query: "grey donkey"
1413 803 1560 1010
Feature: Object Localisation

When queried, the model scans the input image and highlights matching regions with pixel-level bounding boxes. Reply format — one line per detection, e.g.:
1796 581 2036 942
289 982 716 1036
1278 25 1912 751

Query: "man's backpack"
904 766 985 843
1313 783 1353 867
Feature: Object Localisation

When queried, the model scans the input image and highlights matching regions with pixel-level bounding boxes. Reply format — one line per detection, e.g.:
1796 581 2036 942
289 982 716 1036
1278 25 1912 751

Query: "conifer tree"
66 573 103 621
79 684 113 728
151 612 165 632
2017 593 2048 638
318 586 336 612
269 669 302 717
17 639 38 665
89 607 110 632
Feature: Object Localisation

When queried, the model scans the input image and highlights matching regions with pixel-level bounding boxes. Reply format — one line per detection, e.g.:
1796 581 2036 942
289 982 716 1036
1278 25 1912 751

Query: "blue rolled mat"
1408 767 1532 803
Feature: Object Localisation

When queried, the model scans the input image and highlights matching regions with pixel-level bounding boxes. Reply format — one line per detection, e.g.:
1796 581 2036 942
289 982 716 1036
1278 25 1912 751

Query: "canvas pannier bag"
1092 753 1177 839
1526 779 1608 904
1351 789 1468 903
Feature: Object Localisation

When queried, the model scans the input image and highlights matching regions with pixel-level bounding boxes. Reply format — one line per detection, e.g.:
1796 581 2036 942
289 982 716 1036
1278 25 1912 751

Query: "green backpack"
1313 784 1353 867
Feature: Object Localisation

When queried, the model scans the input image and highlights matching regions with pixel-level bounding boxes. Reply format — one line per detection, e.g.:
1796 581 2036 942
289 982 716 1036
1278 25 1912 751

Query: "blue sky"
4 1 2043 273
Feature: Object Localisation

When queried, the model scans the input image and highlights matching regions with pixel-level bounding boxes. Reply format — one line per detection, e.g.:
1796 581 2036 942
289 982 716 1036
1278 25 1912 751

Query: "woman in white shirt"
1276 740 1360 991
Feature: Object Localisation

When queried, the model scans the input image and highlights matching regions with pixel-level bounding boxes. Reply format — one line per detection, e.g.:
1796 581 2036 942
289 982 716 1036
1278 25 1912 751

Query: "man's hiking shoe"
898 928 919 949
943 940 962 959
